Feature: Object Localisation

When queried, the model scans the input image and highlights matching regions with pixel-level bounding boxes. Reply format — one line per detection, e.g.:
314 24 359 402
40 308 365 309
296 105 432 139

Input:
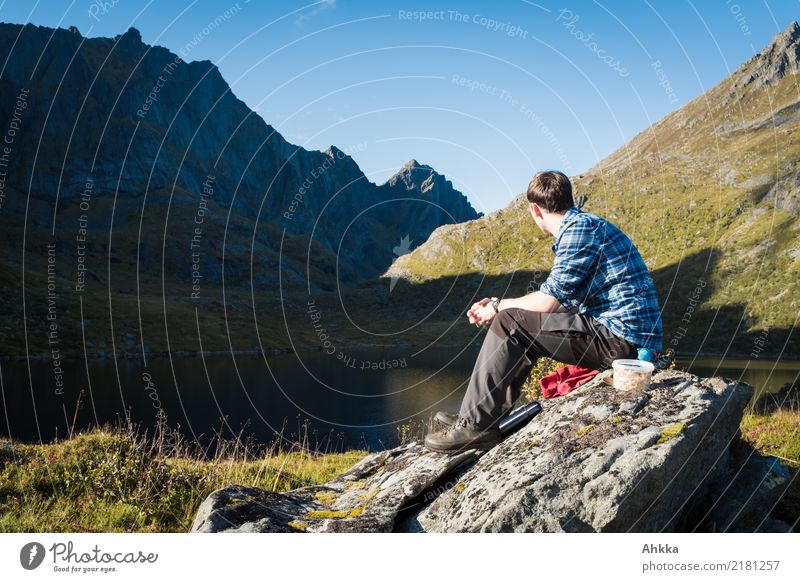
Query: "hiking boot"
433 411 458 426
424 418 501 452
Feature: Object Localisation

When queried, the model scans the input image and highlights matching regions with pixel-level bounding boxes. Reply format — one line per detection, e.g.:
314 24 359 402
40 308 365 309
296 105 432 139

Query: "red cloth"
539 365 600 399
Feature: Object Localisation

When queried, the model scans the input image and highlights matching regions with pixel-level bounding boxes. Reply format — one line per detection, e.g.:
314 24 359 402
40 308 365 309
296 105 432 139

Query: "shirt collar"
551 206 582 251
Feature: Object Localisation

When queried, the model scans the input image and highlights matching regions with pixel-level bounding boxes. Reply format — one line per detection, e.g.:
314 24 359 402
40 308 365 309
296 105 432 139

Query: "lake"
1 347 797 451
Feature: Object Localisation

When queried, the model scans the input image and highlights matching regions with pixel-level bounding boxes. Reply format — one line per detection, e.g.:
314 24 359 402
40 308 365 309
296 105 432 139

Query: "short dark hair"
526 170 574 213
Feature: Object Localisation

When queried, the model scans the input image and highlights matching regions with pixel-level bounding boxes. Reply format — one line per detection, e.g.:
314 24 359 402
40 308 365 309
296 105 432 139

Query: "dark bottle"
498 401 542 436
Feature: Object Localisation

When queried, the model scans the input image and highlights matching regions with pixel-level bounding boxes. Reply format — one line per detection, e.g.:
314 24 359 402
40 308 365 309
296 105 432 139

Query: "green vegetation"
656 422 686 445
0 426 366 533
577 424 595 436
740 409 800 467
360 487 380 504
740 406 800 531
521 357 561 400
314 490 341 505
305 506 365 519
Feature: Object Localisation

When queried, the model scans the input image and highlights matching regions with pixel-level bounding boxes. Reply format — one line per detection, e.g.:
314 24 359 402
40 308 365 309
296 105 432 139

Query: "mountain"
385 22 800 356
0 23 479 354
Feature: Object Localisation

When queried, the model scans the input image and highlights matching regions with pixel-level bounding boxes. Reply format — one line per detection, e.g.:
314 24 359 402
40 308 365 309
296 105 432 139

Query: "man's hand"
467 297 491 326
467 297 498 328
466 291 564 328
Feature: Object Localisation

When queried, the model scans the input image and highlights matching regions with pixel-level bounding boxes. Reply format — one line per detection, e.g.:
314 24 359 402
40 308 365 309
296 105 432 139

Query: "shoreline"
2 344 798 363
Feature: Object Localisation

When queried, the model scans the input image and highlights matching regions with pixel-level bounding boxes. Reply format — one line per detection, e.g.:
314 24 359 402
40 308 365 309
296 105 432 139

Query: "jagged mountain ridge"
739 20 800 90
0 23 480 292
386 21 800 356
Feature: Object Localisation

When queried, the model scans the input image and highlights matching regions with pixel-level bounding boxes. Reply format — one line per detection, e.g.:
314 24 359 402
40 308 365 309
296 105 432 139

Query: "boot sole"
424 438 500 453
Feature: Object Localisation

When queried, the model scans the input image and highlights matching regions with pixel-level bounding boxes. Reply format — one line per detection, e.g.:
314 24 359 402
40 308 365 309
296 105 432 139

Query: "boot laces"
443 416 472 435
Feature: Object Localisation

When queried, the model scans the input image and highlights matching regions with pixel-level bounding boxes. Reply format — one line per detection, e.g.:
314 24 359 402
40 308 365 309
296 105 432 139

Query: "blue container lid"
637 348 657 363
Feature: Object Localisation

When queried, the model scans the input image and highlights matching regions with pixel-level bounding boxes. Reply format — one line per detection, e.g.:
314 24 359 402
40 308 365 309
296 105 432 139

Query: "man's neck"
544 209 569 237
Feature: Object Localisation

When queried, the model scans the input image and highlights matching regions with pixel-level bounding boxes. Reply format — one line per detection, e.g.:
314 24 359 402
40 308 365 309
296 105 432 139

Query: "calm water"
1 348 797 450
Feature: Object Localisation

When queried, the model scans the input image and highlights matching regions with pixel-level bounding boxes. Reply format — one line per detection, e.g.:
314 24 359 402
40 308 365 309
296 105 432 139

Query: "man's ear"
530 202 543 219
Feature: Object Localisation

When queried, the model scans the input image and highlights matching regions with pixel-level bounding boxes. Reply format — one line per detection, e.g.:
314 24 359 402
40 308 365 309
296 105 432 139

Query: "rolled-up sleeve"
539 219 601 310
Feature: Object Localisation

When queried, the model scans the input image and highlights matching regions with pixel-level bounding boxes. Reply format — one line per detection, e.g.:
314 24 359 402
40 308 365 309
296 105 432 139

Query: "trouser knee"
489 308 527 338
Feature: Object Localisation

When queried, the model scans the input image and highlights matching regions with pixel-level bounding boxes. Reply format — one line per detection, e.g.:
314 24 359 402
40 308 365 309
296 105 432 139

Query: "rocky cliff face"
191 371 792 533
0 23 479 292
738 20 800 90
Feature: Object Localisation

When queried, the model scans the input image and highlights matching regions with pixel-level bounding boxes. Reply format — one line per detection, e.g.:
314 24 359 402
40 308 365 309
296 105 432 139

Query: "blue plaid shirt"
539 207 663 351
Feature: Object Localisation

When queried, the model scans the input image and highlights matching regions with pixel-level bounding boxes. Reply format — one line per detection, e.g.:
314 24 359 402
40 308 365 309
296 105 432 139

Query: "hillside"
385 21 800 356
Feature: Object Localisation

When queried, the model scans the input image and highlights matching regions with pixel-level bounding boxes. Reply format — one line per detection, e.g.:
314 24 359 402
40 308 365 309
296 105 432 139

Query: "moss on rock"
656 422 685 445
360 488 379 503
305 506 365 520
313 490 341 505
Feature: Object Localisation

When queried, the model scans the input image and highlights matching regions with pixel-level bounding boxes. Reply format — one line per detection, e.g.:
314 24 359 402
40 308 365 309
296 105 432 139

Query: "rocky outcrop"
191 370 793 533
738 20 800 90
764 168 800 217
191 445 481 533
381 160 480 230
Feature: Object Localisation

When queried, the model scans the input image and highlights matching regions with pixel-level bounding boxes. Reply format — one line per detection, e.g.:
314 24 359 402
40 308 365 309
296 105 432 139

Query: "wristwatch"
491 298 500 313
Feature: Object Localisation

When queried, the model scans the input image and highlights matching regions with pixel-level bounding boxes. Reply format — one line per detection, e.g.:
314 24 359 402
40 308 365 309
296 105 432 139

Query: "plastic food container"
611 359 655 392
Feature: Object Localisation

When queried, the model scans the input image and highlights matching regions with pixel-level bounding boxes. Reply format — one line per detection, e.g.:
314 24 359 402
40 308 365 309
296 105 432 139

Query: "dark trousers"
459 307 638 430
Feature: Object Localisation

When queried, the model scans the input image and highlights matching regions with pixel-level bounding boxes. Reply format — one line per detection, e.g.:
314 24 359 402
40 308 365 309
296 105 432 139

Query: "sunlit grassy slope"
385 23 800 356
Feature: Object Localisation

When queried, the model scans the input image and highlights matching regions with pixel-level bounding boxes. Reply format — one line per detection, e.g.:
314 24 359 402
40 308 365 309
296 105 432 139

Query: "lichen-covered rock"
191 443 482 533
191 485 321 533
191 371 787 533
411 371 752 532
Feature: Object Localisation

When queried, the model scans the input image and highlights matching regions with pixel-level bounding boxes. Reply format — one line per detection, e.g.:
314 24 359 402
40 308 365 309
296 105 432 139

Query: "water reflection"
1 348 796 450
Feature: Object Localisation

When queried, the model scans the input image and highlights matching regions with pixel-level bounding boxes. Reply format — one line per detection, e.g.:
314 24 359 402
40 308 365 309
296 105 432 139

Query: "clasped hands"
467 297 499 328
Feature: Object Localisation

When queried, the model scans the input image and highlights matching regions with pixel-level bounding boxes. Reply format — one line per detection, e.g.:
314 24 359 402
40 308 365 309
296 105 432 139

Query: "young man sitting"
424 170 663 452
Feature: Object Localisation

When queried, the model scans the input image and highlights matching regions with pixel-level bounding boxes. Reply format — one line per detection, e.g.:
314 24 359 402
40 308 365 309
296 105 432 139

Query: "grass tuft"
0 421 365 533
740 409 800 467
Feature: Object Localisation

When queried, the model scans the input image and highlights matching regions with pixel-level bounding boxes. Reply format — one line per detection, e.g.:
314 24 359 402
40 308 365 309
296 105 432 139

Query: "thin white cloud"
295 0 336 26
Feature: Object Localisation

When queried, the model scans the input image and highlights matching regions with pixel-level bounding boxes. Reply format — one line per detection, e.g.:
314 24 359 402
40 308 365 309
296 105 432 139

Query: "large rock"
191 370 791 533
192 443 481 532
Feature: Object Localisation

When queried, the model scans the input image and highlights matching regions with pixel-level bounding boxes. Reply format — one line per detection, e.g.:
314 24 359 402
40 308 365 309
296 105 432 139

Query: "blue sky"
1 0 797 212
